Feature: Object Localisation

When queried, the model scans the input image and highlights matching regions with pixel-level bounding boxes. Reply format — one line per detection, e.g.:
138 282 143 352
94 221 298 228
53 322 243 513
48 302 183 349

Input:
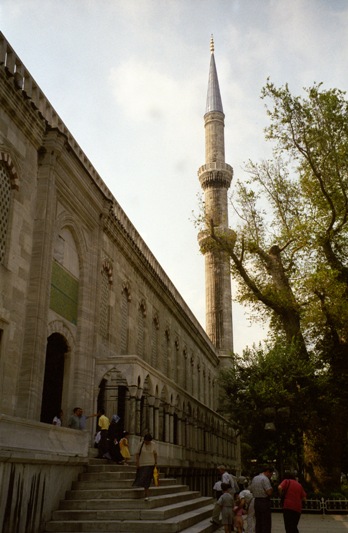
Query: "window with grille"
137 302 146 358
0 163 11 264
99 270 110 338
151 316 159 367
120 288 129 354
164 329 171 377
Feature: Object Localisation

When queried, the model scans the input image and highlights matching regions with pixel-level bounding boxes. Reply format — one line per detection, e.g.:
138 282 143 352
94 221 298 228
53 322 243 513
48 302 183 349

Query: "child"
217 482 234 533
119 431 131 464
233 493 245 533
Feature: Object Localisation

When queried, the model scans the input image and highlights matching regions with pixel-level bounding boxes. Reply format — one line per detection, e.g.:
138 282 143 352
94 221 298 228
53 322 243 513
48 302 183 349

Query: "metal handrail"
271 497 348 514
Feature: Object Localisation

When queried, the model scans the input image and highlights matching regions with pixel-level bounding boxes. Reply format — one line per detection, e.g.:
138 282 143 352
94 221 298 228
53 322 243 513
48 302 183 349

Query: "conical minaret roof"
205 36 223 114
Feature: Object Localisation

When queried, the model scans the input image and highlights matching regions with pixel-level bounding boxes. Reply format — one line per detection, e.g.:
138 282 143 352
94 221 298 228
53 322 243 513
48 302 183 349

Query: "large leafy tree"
202 81 348 491
219 342 314 481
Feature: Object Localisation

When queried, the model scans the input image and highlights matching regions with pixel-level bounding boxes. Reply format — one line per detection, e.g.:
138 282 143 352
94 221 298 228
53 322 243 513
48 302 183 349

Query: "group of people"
52 406 97 429
53 407 159 500
55 411 308 530
211 465 306 533
55 406 131 464
94 409 131 464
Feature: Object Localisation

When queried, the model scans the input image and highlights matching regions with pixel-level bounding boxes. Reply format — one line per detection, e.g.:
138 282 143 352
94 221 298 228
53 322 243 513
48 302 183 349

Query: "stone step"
52 496 213 521
86 463 136 472
44 461 215 533
65 484 190 500
78 468 165 478
78 470 137 481
59 490 201 510
73 475 174 487
45 503 214 532
88 458 135 466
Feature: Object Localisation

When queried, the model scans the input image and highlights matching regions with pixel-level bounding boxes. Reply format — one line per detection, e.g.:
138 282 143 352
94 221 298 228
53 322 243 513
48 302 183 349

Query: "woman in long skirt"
132 433 158 500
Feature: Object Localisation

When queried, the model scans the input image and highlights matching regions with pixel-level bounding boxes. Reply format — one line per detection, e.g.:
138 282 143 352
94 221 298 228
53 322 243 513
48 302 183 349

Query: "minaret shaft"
205 112 226 164
198 42 233 361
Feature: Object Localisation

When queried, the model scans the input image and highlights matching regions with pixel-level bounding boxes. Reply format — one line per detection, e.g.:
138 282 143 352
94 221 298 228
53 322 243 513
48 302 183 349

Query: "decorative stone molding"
139 298 147 316
101 258 113 285
198 168 232 190
122 281 131 301
0 151 19 190
47 320 75 350
153 312 159 330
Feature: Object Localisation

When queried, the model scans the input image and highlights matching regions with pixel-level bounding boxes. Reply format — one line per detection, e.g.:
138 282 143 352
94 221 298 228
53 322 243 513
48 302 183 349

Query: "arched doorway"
97 372 128 434
40 333 67 424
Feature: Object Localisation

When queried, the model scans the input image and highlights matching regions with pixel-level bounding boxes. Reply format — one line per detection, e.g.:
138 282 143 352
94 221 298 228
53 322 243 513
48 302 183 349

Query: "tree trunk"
303 406 346 493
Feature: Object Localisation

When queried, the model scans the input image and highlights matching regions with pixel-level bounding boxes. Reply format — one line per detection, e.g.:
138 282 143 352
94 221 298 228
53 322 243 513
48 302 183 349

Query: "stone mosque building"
0 33 239 530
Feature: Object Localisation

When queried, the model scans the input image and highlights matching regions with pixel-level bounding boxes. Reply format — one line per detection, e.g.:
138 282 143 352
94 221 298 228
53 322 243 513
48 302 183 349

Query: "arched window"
51 228 80 325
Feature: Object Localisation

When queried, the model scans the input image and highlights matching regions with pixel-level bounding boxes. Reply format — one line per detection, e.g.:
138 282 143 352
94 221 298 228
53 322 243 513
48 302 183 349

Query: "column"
154 398 160 440
169 405 174 444
128 385 137 434
164 406 170 443
147 396 155 436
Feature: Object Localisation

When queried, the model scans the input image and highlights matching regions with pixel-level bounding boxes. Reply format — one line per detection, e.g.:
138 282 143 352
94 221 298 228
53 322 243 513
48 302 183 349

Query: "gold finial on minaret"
210 34 214 54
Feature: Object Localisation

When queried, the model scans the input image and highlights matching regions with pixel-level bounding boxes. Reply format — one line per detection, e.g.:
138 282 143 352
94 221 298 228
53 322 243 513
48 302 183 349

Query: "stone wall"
0 415 88 533
0 31 241 531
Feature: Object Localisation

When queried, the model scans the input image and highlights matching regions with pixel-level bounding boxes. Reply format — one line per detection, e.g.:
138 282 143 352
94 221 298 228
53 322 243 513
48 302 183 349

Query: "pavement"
216 513 348 532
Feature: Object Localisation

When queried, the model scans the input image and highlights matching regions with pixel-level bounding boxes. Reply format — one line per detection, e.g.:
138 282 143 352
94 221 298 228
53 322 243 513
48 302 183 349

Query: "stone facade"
0 33 240 532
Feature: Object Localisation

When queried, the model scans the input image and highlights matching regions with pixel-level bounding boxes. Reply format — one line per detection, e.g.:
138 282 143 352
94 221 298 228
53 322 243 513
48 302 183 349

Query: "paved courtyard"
216 513 348 532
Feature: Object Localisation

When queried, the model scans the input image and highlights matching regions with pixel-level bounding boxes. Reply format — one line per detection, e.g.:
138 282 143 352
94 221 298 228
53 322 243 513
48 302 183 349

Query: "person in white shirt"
132 433 158 500
249 466 273 533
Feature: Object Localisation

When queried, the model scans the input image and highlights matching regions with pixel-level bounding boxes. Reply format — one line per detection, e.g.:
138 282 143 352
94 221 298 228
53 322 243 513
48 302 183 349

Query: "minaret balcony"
198 162 233 190
197 227 236 254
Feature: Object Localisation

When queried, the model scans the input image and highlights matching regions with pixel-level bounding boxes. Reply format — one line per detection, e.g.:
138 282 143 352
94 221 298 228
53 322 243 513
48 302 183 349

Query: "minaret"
198 36 234 363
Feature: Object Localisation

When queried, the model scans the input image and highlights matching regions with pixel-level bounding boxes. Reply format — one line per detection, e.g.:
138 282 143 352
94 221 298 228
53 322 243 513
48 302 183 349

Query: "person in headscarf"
106 414 124 463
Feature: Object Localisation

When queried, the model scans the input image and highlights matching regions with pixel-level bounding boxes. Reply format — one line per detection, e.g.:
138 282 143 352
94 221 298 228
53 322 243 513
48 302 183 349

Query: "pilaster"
16 130 65 419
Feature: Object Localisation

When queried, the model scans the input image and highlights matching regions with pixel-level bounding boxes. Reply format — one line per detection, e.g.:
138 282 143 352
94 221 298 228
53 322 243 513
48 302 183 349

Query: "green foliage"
212 81 348 489
219 342 315 475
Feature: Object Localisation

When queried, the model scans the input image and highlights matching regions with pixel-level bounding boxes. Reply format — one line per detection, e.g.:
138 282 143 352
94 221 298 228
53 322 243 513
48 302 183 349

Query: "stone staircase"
44 459 217 532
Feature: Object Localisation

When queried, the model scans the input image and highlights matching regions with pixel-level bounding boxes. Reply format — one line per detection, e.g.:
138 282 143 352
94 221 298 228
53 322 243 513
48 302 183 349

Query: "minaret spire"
206 36 223 114
198 38 234 363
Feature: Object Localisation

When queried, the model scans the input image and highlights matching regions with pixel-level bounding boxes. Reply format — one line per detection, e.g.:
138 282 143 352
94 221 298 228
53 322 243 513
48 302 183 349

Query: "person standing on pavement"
217 482 234 533
211 465 238 526
239 488 255 533
249 466 274 533
278 473 306 533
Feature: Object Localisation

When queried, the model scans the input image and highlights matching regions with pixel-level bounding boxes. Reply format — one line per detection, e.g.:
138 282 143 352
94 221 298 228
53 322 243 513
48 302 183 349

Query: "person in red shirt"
278 473 306 533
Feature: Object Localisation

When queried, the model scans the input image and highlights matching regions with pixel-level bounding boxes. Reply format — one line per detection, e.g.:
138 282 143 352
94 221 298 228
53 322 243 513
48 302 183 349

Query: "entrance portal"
40 333 67 424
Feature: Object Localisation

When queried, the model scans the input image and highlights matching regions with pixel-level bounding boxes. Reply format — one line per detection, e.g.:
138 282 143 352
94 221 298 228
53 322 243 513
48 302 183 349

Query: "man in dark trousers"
249 466 273 533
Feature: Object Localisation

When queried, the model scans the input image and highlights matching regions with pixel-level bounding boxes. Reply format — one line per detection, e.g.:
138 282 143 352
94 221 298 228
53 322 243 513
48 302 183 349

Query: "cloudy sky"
1 0 348 354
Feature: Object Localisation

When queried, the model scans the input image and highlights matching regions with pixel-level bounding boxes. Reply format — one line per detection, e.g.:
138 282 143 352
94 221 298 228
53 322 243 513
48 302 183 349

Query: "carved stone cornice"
198 166 233 190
